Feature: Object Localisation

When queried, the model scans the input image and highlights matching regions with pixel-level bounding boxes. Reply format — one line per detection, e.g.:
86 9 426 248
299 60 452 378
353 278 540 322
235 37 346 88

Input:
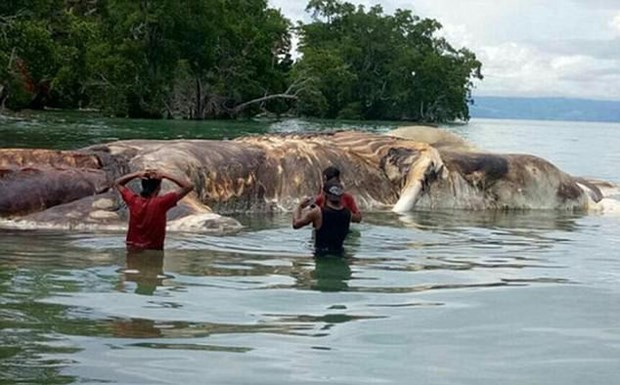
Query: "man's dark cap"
323 181 344 197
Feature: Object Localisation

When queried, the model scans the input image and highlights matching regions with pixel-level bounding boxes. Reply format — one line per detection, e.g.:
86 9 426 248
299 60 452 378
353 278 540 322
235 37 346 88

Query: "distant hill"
470 96 620 123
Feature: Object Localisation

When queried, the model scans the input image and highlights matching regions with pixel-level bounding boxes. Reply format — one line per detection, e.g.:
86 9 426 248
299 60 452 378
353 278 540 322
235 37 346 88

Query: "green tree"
87 0 292 119
0 0 294 118
167 0 293 119
0 0 483 123
294 0 483 122
0 0 100 110
84 0 181 117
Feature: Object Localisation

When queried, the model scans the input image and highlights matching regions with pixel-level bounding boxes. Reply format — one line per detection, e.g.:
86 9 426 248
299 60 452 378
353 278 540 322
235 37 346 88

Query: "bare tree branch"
231 76 317 116
232 93 299 114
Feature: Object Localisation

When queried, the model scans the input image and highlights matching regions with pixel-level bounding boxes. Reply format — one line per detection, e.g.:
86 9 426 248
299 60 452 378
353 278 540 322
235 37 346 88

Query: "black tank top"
315 206 351 254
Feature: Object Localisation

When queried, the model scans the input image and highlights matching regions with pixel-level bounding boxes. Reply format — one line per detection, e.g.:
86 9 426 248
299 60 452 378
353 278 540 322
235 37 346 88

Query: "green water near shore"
1 113 619 385
0 110 400 149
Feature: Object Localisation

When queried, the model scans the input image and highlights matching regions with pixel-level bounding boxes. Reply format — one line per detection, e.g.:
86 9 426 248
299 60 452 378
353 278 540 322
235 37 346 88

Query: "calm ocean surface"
1 114 619 385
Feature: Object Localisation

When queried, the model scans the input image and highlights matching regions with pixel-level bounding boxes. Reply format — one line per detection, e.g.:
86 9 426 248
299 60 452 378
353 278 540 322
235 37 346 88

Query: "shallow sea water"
1 116 619 384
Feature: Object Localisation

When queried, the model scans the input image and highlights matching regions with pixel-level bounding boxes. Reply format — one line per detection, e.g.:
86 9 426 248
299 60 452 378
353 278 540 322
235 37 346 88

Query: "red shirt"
120 187 179 250
315 192 359 214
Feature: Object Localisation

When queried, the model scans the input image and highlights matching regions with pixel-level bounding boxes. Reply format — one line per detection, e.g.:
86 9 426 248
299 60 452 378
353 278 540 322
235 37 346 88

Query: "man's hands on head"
142 169 161 180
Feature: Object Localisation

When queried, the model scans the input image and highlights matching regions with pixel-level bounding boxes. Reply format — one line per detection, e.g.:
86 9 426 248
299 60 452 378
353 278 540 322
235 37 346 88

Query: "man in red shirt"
314 166 362 223
115 169 194 250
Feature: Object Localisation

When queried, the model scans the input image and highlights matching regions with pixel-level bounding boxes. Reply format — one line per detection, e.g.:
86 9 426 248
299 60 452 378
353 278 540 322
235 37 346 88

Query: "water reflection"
393 209 583 232
0 112 398 150
0 209 616 385
311 256 353 292
1 115 618 384
109 317 313 340
121 250 170 295
0 111 275 150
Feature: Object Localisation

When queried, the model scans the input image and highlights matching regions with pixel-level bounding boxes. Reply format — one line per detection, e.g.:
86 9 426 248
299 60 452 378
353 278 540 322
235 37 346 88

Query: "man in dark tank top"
292 181 352 255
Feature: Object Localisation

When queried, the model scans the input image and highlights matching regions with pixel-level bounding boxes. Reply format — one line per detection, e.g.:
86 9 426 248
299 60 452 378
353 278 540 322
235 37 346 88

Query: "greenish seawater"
1 113 619 385
0 111 400 149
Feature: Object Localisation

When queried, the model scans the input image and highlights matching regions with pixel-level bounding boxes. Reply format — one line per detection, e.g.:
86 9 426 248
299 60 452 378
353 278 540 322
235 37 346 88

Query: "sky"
268 0 620 101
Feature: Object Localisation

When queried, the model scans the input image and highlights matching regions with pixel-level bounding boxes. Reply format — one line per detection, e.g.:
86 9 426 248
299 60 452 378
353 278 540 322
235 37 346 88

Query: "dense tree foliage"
0 0 482 122
294 0 483 121
1 0 292 118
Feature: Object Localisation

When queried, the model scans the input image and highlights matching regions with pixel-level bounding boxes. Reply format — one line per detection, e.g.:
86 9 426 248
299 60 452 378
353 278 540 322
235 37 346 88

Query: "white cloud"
268 0 620 101
611 12 620 36
570 0 620 9
473 42 620 99
474 43 552 96
437 23 474 49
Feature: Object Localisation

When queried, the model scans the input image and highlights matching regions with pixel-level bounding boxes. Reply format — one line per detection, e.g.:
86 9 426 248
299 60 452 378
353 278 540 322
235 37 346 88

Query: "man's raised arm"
114 171 145 191
159 172 194 200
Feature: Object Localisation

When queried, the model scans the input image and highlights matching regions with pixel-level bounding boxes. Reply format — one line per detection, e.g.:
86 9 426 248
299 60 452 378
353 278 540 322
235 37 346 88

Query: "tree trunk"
0 84 7 112
28 80 51 110
194 77 205 120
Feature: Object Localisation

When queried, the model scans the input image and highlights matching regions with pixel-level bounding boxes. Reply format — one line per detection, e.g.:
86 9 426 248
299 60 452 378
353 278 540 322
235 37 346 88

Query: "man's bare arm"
293 197 317 229
114 171 145 191
159 171 194 200
349 196 362 223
